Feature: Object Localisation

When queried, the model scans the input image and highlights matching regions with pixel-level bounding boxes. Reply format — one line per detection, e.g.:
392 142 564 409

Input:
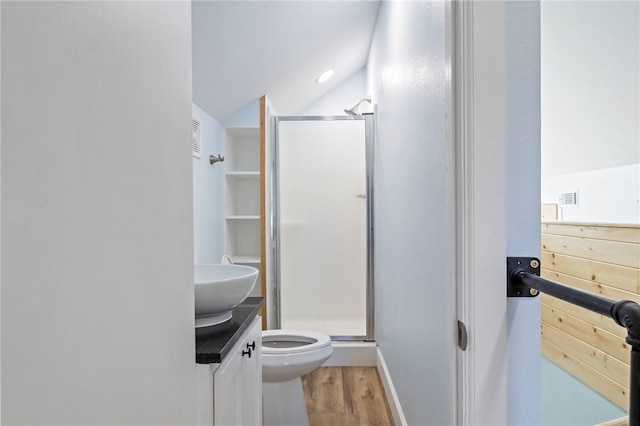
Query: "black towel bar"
507 257 640 425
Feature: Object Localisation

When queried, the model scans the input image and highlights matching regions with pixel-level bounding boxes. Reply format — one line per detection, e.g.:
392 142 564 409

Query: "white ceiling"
192 0 381 124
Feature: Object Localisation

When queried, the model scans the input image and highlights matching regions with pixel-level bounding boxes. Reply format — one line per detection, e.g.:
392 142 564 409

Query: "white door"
276 118 369 337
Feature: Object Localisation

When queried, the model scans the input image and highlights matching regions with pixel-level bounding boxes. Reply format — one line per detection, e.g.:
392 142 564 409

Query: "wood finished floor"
302 367 395 426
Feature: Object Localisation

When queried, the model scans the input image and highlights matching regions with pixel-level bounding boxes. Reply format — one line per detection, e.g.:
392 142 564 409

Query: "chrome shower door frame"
271 114 375 341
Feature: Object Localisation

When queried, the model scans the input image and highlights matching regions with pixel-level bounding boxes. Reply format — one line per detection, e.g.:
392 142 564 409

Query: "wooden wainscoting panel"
541 222 639 410
542 340 629 411
542 294 628 339
542 223 640 244
541 321 629 387
541 269 640 305
541 251 640 293
542 234 640 269
542 304 631 364
541 204 558 221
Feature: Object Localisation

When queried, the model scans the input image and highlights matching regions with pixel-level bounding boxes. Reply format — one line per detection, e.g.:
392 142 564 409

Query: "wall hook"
210 154 224 165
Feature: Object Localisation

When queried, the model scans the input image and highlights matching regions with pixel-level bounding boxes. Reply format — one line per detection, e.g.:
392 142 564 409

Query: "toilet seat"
262 329 331 354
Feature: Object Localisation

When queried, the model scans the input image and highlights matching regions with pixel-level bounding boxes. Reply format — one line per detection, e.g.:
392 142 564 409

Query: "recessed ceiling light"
316 69 334 84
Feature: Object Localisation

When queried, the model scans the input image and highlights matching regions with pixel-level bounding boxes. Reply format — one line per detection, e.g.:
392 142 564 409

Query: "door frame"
455 1 509 424
271 115 376 341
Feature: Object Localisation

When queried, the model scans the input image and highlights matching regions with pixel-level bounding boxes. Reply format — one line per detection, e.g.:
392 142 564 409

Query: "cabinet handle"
242 348 252 358
246 341 256 351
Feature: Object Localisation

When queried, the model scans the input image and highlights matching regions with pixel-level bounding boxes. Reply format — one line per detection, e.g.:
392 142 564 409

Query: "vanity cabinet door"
214 316 262 426
240 316 262 424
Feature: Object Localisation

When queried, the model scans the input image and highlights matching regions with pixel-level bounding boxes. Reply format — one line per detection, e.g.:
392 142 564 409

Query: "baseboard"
376 347 407 426
322 341 377 367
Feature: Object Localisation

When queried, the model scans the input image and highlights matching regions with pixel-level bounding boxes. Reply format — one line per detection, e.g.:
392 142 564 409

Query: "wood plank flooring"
302 367 394 426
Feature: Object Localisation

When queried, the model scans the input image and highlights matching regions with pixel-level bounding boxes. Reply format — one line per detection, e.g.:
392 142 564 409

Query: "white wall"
224 99 260 128
541 1 639 224
367 2 454 424
542 1 639 178
542 164 640 223
1 2 196 424
505 2 542 424
193 104 225 264
297 68 370 116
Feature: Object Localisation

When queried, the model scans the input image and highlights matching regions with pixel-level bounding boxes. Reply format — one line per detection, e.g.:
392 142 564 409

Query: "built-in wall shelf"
223 124 262 299
226 171 260 178
230 256 261 265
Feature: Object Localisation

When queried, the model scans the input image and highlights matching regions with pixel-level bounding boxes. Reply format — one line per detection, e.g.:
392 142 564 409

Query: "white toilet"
261 329 333 426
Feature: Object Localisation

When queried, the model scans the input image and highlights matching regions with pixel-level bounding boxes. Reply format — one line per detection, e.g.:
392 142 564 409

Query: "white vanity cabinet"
213 315 262 426
196 314 263 426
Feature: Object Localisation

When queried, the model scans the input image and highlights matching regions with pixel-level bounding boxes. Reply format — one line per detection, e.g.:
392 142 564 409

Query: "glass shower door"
276 117 371 338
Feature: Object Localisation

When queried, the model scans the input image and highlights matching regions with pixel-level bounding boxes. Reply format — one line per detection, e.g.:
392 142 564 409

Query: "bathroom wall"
1 2 196 424
193 104 225 264
192 99 259 263
368 1 541 424
224 99 260 127
297 68 369 116
366 2 454 424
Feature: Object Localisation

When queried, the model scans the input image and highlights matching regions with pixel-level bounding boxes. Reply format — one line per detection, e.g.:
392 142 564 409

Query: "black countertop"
195 297 264 364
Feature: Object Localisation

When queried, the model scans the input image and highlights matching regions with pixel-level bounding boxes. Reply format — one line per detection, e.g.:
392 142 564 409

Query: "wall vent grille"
192 117 202 158
560 191 578 206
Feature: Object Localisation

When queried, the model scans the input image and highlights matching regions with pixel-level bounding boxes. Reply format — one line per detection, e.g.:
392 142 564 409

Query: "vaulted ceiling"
192 1 381 124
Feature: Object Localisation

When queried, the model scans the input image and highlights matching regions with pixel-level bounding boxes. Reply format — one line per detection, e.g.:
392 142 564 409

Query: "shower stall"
271 114 375 341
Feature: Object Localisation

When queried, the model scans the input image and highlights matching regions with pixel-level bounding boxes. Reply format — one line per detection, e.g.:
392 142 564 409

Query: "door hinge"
457 320 468 351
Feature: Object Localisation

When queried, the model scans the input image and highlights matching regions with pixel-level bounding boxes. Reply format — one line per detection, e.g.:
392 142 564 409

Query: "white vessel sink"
194 264 259 328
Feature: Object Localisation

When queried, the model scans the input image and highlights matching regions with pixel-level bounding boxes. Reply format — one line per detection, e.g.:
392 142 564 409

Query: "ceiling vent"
560 191 578 206
192 116 202 158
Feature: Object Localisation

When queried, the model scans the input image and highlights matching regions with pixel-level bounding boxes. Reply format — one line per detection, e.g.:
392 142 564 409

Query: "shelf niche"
223 126 262 297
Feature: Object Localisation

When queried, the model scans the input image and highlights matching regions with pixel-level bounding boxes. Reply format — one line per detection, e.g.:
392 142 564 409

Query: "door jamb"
454 1 509 424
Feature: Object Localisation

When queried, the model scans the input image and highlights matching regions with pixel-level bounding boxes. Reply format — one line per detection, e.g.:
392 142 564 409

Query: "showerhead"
344 95 372 116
